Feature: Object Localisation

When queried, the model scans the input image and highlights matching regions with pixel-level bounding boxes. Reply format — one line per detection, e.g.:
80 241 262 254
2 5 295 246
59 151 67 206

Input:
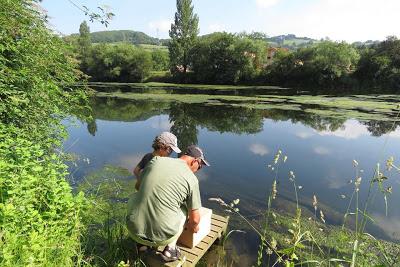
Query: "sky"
41 0 400 43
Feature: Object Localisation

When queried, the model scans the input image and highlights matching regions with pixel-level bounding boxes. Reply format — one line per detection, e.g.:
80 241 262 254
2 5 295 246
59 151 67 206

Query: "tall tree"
78 20 91 69
78 21 91 53
168 0 199 77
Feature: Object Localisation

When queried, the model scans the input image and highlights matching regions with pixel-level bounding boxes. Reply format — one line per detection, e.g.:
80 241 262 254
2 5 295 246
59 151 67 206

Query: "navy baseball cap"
185 145 210 166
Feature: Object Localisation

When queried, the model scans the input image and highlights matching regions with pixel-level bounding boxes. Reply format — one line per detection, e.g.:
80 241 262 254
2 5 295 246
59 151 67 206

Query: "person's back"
127 156 201 243
133 132 181 190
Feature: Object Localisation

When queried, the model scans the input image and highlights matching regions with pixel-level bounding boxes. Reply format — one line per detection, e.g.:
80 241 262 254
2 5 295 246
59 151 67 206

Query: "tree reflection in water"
86 97 399 138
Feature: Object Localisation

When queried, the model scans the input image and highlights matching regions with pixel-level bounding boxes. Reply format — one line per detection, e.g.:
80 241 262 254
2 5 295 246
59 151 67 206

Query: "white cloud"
151 119 173 131
317 120 369 139
372 214 400 240
148 19 172 33
295 131 314 139
255 0 280 9
258 0 400 42
387 126 400 138
249 143 269 156
313 145 330 155
324 169 348 189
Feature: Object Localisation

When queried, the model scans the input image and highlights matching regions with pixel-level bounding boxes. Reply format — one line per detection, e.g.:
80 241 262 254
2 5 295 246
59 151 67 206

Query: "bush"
265 41 360 87
0 1 88 265
191 32 266 84
86 43 153 82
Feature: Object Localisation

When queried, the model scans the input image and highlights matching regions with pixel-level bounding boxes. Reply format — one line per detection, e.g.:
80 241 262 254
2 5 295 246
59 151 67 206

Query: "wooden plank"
212 214 229 223
211 219 226 228
180 246 204 257
143 213 229 267
211 224 222 232
179 250 197 263
196 241 209 250
203 235 215 243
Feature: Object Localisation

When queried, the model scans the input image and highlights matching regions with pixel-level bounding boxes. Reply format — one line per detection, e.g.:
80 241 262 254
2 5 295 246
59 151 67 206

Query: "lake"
65 87 400 265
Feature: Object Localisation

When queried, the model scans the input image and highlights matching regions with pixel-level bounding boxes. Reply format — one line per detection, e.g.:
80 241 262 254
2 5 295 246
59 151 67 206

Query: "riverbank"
94 88 400 122
88 81 292 93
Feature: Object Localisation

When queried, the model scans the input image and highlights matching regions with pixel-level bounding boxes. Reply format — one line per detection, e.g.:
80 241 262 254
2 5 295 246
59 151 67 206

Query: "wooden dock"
144 213 229 267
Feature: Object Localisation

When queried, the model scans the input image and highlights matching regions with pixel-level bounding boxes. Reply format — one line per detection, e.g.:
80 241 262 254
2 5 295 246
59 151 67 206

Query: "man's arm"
133 166 142 191
133 165 141 179
186 209 200 233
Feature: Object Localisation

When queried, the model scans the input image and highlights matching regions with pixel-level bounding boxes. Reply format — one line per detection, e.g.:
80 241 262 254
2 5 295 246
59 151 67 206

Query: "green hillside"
69 30 161 45
267 34 318 49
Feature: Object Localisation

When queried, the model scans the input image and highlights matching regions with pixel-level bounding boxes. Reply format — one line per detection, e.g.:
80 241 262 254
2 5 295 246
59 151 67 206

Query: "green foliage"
78 20 92 70
266 34 317 50
0 126 85 266
78 21 91 54
0 0 88 265
266 41 360 87
80 30 160 45
86 43 152 82
355 36 400 89
168 0 199 75
151 49 170 71
191 32 266 84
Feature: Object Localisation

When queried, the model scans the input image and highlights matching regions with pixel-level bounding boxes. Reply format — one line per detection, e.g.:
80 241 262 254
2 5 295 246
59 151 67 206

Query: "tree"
168 0 199 77
265 41 360 87
78 21 91 53
78 20 91 69
85 43 152 82
355 36 400 89
191 33 266 84
151 49 170 71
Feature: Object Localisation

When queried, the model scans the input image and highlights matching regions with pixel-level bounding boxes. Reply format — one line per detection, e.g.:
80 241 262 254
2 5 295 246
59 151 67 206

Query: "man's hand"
187 209 200 233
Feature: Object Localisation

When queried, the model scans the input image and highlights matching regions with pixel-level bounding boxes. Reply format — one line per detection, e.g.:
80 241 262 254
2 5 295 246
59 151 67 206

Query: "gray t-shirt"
127 156 202 242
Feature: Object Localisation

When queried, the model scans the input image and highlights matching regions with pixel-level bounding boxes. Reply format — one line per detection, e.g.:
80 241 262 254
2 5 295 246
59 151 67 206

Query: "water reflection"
88 97 398 138
66 97 400 247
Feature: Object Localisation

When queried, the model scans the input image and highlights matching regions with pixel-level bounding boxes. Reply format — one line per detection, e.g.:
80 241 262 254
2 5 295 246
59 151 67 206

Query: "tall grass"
210 148 400 266
76 165 145 266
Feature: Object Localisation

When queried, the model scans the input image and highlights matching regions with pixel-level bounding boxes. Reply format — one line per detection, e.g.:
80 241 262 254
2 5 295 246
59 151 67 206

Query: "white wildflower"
272 180 277 199
386 156 394 171
320 210 326 224
312 195 318 211
387 186 393 194
271 237 277 249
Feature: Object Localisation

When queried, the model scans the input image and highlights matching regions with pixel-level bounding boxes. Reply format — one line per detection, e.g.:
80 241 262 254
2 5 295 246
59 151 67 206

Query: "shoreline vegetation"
87 81 291 91
2 0 400 266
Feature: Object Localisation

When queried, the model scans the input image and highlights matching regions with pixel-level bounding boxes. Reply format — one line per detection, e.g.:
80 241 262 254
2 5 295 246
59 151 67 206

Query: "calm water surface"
65 96 400 265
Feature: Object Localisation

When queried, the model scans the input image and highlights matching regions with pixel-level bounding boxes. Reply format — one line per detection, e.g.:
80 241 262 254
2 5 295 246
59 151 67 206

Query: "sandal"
139 245 149 252
136 243 149 253
161 245 181 262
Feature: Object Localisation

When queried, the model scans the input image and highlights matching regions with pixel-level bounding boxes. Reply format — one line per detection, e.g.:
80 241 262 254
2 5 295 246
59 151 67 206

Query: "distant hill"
266 34 318 49
70 30 162 45
68 30 377 50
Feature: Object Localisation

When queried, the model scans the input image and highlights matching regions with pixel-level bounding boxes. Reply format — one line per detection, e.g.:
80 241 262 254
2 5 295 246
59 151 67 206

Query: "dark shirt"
137 153 154 170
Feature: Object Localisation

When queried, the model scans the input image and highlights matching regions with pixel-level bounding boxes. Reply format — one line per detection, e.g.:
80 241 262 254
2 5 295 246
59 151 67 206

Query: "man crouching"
126 145 210 262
